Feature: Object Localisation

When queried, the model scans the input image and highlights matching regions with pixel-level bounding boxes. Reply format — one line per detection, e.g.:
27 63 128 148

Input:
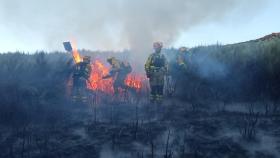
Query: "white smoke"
0 0 265 57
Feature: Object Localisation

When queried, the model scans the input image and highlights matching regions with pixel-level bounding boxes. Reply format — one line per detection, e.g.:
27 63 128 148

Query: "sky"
174 0 280 47
0 0 279 53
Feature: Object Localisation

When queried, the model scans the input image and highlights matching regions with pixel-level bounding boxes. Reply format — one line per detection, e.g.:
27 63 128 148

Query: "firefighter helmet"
107 57 116 64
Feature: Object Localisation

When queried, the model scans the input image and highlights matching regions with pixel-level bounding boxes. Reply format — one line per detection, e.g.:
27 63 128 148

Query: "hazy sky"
0 0 279 52
174 0 280 47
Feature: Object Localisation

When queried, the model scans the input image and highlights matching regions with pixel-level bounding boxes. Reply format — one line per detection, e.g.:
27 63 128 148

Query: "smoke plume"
0 0 264 59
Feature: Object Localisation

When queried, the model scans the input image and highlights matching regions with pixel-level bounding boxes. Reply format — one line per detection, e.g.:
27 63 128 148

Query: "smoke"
0 0 265 59
191 51 229 80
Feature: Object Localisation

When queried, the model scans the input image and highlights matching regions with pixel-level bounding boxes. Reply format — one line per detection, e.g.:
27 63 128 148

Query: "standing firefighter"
63 41 92 103
176 47 189 71
167 46 191 97
72 56 92 102
145 42 168 104
103 57 132 95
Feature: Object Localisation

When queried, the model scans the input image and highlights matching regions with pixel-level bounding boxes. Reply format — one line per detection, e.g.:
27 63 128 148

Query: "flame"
71 41 83 63
87 60 114 94
87 60 146 94
67 41 145 95
66 39 147 97
125 74 144 91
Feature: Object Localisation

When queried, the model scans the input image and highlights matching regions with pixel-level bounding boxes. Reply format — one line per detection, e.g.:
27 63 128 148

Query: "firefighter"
145 42 168 104
168 46 192 98
72 56 92 102
103 57 132 94
176 47 189 71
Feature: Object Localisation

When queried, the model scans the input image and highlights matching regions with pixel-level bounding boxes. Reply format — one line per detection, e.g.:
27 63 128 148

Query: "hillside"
0 34 280 158
170 33 280 102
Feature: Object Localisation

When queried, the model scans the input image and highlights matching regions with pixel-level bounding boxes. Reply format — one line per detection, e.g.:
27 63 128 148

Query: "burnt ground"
1 36 280 158
1 97 280 158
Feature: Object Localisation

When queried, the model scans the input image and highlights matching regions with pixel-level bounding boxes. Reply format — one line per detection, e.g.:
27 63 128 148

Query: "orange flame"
87 60 114 94
125 74 144 91
87 60 145 94
71 41 83 63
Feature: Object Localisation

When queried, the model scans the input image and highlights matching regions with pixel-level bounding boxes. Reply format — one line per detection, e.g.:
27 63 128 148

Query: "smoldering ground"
0 1 280 157
1 36 280 158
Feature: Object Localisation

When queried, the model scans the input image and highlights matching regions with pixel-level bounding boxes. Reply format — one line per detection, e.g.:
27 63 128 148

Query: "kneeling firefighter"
145 42 168 104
